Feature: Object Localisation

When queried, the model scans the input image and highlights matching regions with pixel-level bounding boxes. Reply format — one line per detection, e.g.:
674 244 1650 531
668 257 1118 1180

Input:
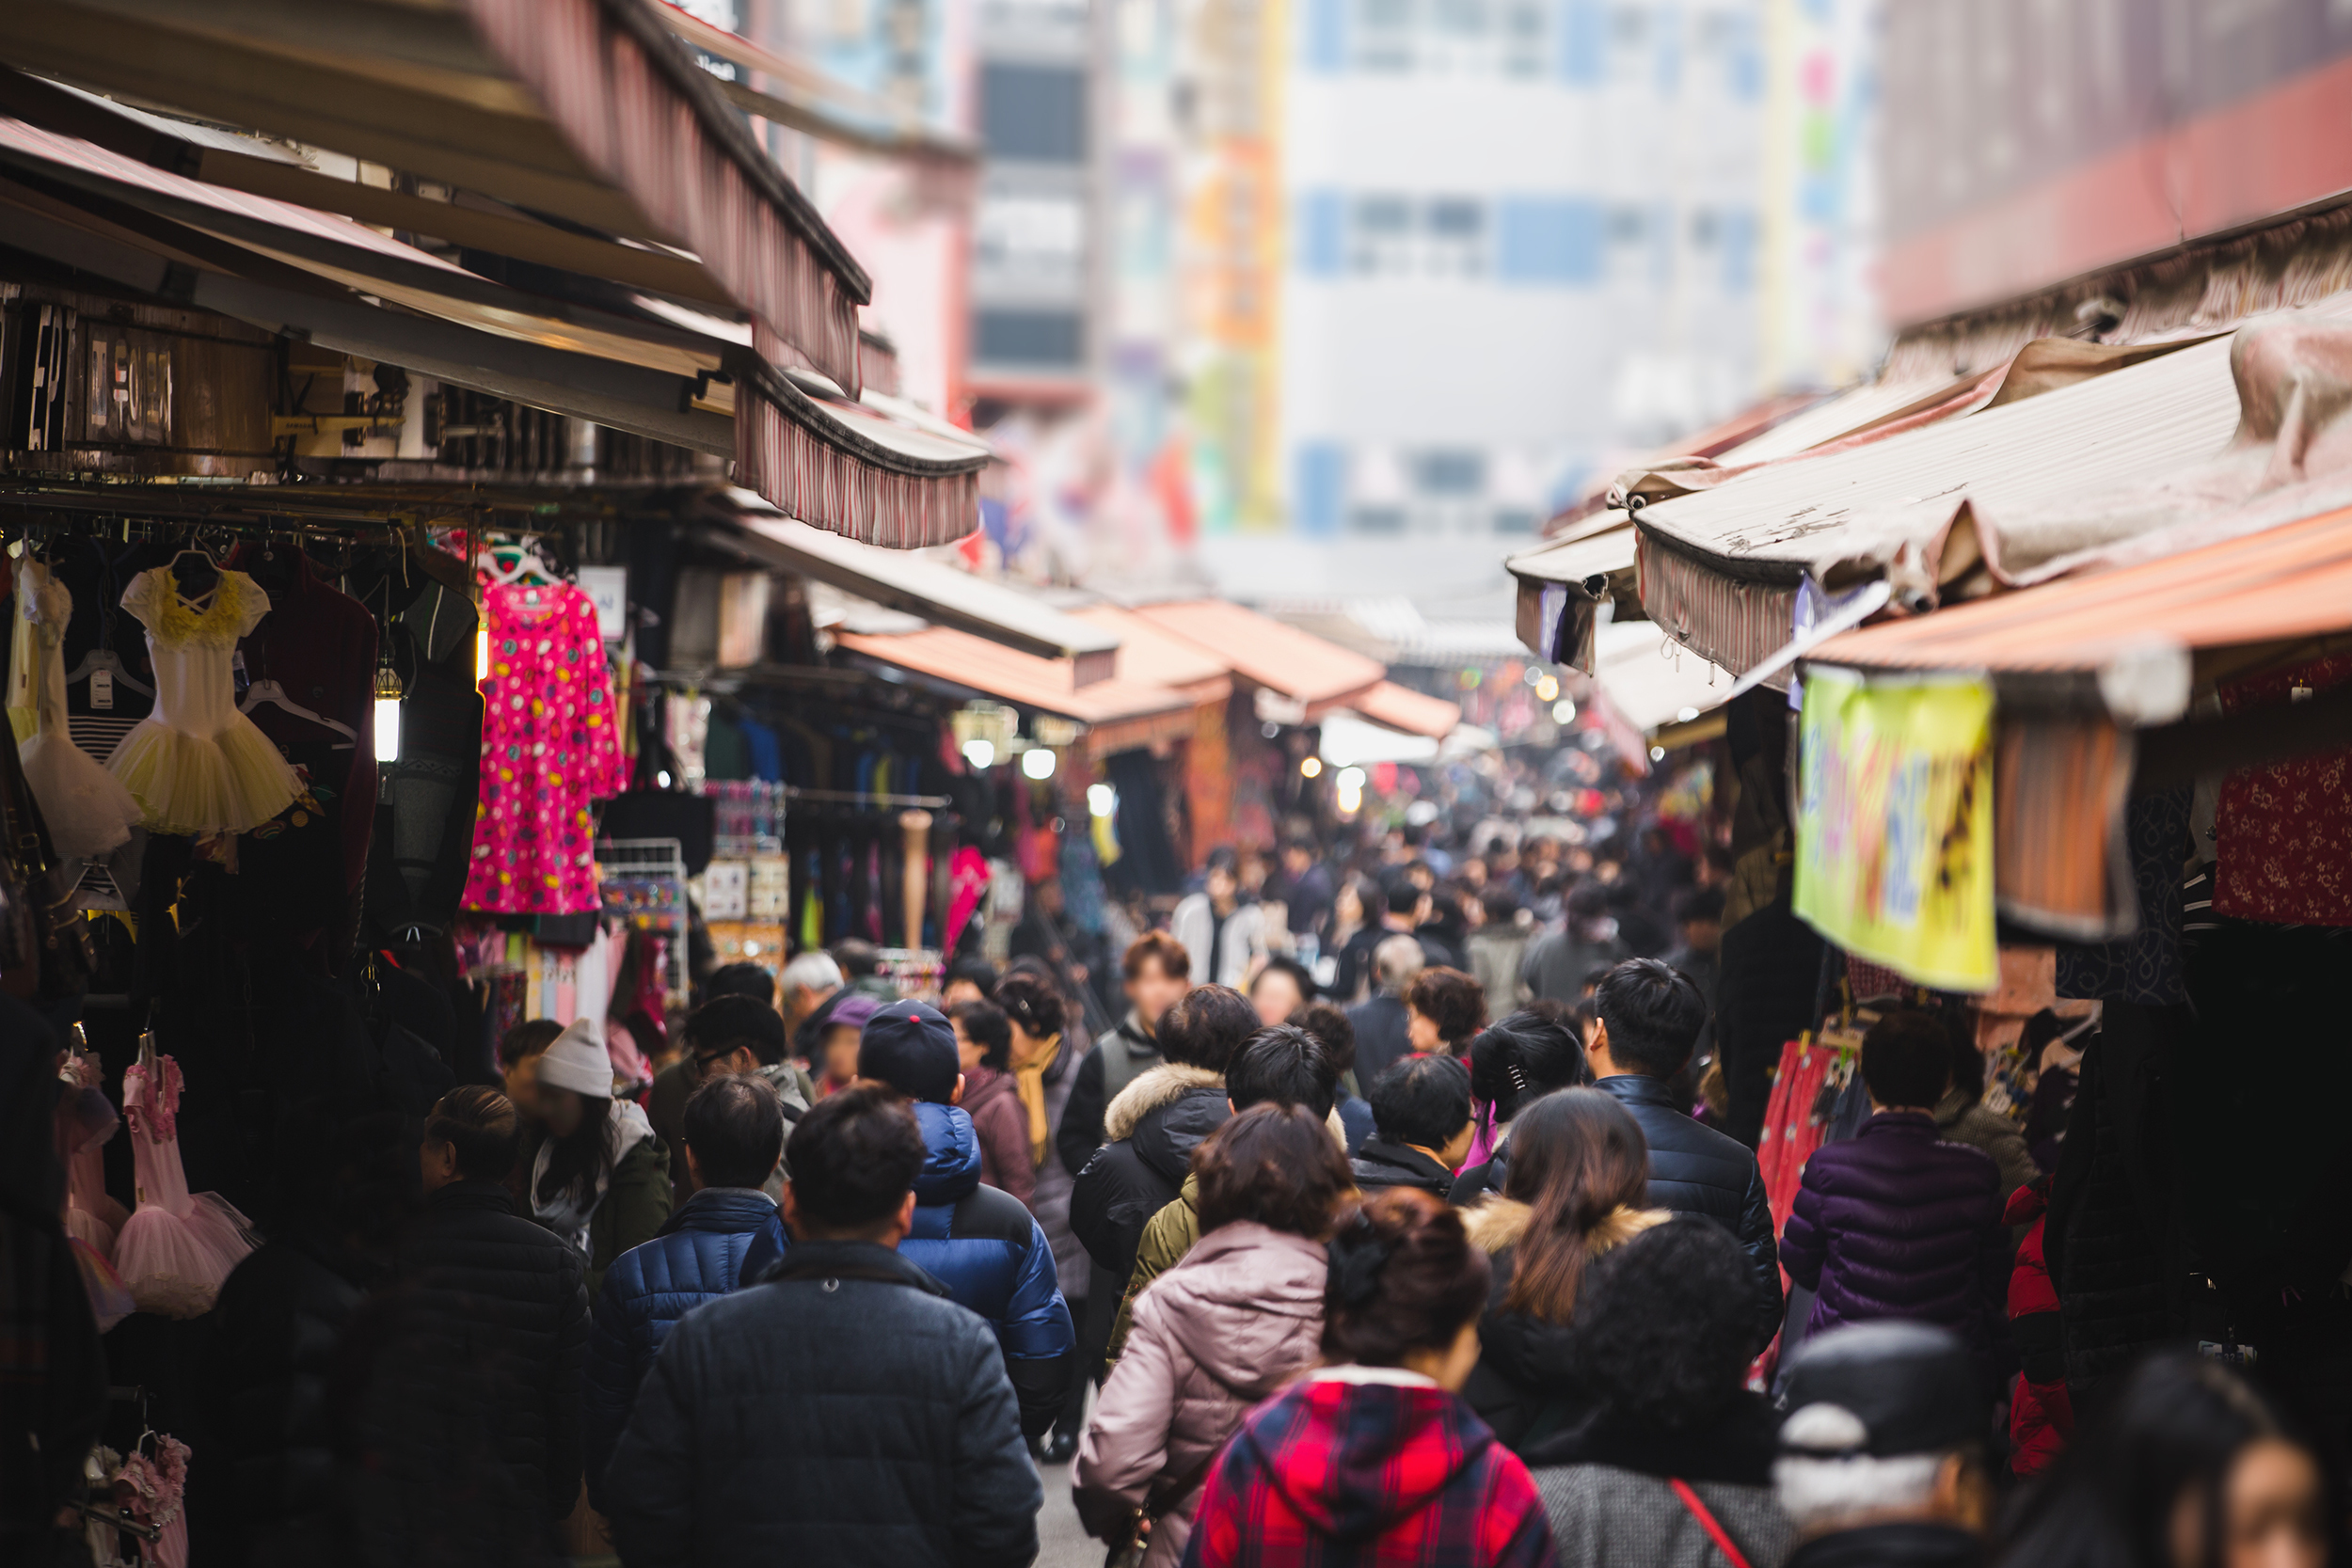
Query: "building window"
1295 189 1346 277
1293 442 1348 536
1349 194 1415 274
976 196 1087 286
1355 0 1415 70
975 308 1085 367
1422 197 1486 276
1496 197 1603 284
1414 449 1486 496
981 63 1088 162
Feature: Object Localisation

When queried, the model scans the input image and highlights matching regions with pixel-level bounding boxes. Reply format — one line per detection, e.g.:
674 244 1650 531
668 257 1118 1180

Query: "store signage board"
578 565 630 642
1793 665 1997 993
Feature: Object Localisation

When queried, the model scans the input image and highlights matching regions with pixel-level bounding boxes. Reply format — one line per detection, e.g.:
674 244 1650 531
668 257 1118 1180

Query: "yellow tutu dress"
104 567 299 835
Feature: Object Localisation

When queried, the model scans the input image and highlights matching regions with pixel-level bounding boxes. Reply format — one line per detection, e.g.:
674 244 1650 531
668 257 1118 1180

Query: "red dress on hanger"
461 581 626 914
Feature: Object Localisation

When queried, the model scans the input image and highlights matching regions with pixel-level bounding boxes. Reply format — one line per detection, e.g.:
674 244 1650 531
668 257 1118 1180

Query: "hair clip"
1505 1061 1531 1095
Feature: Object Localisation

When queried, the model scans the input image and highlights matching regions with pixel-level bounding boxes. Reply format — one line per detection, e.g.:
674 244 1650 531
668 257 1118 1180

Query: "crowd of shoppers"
60 784 2326 1568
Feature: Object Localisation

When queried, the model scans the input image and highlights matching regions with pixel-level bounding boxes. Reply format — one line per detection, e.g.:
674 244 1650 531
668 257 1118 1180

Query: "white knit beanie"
534 1018 615 1099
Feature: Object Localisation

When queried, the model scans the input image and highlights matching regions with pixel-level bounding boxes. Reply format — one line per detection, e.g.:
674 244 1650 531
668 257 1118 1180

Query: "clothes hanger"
240 679 358 744
167 533 222 603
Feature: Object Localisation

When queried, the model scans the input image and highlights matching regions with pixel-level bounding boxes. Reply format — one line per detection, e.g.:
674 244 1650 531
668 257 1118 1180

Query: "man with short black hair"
647 993 813 1206
1351 1054 1475 1196
1103 1022 1347 1362
1589 957 1782 1350
703 960 776 1006
582 1075 788 1505
363 1087 587 1563
1773 1323 1991 1568
605 1086 1041 1568
744 1000 1075 1439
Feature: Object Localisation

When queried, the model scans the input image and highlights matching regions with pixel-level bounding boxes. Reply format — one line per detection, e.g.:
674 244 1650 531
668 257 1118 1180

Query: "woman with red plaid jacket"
1181 1189 1560 1568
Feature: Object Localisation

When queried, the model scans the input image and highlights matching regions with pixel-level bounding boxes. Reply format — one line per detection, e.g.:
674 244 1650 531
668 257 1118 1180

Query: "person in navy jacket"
743 999 1077 1438
582 1075 787 1506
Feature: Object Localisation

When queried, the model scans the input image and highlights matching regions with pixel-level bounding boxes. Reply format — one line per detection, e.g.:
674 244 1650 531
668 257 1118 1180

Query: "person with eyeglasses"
646 996 813 1207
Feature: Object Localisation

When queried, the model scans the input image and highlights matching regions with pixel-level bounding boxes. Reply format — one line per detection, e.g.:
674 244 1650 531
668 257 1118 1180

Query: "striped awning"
0 0 870 393
0 108 988 541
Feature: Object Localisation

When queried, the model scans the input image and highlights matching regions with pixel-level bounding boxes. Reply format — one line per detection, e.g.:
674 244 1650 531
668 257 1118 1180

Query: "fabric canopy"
706 495 1112 673
0 0 869 392
1130 599 1386 707
0 110 989 544
1810 501 2352 716
1632 298 2352 676
833 626 1198 733
1347 680 1462 740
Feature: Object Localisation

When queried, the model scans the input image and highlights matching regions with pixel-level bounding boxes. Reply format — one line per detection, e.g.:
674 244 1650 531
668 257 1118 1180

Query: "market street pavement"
1035 1452 1098 1568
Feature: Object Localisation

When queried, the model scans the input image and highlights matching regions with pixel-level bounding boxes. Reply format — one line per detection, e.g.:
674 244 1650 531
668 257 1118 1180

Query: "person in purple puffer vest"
1780 1010 2010 1386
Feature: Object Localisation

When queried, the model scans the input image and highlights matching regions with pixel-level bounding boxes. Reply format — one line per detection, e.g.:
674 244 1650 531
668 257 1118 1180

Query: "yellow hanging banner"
1793 666 1996 992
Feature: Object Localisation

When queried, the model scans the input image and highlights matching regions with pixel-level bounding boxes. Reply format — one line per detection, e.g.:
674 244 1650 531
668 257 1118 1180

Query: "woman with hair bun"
1183 1188 1560 1568
1451 1007 1592 1205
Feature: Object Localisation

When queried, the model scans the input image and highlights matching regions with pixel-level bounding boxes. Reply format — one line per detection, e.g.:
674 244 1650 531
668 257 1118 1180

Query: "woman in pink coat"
1074 1103 1353 1567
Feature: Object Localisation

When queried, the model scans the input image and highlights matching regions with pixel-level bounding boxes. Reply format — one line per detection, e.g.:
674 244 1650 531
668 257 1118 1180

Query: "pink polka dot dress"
461 582 626 914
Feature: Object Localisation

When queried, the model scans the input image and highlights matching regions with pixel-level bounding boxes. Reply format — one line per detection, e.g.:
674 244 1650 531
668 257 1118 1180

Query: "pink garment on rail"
113 1055 253 1319
461 582 626 914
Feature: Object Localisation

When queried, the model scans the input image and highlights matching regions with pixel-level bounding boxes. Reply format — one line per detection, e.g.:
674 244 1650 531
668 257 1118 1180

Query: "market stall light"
1087 784 1116 817
372 663 404 763
1022 747 1057 781
475 623 489 686
1677 706 1701 722
1337 766 1366 792
962 738 996 770
1534 674 1560 702
1299 756 1323 779
1552 698 1576 723
1650 746 1666 761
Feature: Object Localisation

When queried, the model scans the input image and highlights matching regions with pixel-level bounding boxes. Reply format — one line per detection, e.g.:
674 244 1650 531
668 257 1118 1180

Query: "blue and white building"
1269 0 1765 599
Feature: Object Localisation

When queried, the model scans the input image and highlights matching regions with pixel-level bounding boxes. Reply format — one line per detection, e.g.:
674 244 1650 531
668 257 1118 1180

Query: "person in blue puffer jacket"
743 999 1077 1438
583 1074 787 1506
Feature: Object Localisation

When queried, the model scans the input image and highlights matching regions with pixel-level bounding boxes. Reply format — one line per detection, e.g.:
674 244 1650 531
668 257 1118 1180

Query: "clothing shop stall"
0 1 992 1555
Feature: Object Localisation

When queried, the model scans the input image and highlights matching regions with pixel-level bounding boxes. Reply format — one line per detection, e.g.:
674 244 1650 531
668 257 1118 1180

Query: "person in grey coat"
603 1085 1039 1568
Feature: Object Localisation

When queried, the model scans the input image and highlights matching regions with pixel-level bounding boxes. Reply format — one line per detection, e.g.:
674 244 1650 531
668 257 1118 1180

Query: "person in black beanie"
1772 1323 1992 1568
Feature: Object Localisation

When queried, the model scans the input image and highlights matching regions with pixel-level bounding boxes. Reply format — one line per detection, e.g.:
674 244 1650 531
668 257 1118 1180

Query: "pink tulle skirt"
71 1238 135 1333
114 1194 253 1319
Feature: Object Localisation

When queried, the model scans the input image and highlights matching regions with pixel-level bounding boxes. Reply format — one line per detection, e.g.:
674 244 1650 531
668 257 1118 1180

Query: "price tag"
90 669 113 709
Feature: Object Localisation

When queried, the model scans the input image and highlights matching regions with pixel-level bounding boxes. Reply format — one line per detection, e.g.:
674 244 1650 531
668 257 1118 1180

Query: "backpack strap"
1670 1479 1753 1568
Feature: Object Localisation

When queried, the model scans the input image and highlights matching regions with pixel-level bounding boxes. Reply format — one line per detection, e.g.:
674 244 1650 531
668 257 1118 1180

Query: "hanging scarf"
1013 1034 1061 1166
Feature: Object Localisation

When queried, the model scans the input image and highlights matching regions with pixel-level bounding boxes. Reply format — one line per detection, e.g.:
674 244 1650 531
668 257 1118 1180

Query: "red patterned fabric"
1756 1040 1835 1239
462 583 626 913
1181 1374 1557 1568
2213 655 2352 926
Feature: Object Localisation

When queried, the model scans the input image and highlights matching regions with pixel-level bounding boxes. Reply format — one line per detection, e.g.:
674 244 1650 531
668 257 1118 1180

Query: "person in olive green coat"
507 1018 675 1300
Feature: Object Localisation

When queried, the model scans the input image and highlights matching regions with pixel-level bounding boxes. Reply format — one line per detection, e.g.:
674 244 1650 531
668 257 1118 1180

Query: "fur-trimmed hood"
1103 1063 1230 1191
1461 1198 1669 1258
1103 1062 1225 1143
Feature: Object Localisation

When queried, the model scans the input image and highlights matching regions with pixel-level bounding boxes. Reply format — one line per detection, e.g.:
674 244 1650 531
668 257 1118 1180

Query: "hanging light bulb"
474 621 490 686
373 660 405 763
1022 746 1057 782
